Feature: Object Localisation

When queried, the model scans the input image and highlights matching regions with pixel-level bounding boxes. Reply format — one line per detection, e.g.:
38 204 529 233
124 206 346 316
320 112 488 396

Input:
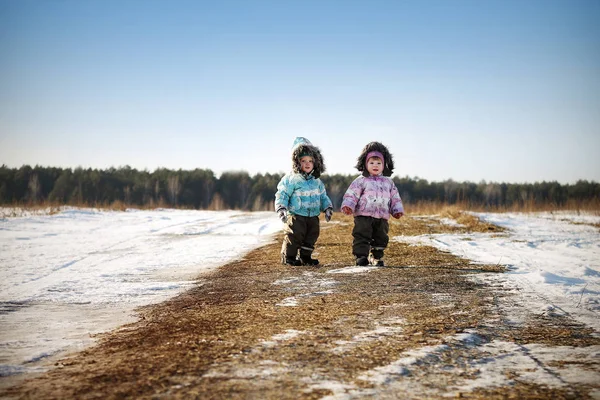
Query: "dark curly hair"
355 141 395 177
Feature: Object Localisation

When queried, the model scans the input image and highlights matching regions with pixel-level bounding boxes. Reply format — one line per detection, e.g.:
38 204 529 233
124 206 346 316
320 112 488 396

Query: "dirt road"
2 212 599 399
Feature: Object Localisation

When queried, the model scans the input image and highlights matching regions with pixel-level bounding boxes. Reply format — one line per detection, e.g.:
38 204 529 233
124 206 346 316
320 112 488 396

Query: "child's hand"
325 208 333 222
341 206 353 215
277 208 288 223
393 212 403 219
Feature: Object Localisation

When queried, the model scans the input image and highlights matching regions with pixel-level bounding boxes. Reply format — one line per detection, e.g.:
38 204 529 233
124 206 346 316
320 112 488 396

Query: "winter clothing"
369 254 384 267
281 214 321 264
342 142 404 265
356 256 369 266
278 209 287 223
325 208 333 222
341 175 404 220
351 215 389 260
366 151 384 165
283 256 302 266
275 137 333 265
275 173 332 218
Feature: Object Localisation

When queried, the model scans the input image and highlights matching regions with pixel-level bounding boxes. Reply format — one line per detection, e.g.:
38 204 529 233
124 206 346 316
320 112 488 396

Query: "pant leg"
299 216 320 260
352 216 374 257
370 218 389 259
282 215 307 260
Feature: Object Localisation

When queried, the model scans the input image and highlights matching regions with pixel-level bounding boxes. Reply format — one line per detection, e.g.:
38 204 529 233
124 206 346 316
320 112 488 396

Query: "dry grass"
1 212 598 400
4 198 600 218
407 200 600 215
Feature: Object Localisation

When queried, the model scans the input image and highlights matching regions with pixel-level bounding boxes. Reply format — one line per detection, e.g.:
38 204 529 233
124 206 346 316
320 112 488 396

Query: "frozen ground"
0 208 281 378
397 211 600 332
1 208 599 396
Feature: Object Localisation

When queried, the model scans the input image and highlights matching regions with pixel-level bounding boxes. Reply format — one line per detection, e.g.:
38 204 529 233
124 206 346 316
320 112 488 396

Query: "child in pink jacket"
341 142 404 266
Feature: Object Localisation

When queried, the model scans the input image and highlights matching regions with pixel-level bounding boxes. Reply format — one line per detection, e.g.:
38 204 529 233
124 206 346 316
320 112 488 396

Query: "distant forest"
1 165 599 211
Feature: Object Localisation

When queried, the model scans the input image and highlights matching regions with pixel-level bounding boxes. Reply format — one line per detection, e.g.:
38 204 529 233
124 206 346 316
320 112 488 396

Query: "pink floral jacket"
341 175 404 220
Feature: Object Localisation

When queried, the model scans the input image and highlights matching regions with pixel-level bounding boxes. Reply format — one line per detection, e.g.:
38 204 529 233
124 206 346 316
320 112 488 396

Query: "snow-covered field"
1 208 599 394
0 208 282 378
397 211 600 331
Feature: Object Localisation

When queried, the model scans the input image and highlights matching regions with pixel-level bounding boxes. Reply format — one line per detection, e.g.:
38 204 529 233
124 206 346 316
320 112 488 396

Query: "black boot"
368 254 384 266
356 256 368 266
300 257 320 266
281 255 301 266
299 247 319 266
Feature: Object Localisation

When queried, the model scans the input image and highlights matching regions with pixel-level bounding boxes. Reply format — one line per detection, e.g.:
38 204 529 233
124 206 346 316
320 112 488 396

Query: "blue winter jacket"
275 172 332 217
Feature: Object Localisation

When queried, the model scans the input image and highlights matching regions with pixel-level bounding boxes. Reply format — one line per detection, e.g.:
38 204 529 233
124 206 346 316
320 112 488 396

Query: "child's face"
299 156 314 173
366 157 383 176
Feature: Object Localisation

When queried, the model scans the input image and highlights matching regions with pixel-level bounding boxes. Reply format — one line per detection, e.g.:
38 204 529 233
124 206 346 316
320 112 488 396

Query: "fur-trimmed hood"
355 141 395 177
291 137 326 178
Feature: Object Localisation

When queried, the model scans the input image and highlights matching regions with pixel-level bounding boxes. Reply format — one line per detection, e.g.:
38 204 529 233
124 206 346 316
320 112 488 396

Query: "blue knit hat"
292 137 313 159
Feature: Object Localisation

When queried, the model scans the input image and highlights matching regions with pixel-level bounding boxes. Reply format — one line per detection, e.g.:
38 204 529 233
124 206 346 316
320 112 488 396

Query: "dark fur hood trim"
292 144 325 178
355 141 395 177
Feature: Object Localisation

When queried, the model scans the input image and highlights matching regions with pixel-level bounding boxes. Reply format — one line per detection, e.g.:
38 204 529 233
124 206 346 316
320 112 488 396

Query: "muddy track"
2 212 599 399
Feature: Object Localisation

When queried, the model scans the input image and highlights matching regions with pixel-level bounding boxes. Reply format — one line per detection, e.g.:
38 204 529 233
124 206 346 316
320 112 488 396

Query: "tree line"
1 165 598 211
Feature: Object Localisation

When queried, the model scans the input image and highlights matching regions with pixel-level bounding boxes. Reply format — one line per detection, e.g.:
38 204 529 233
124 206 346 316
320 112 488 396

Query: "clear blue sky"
1 0 599 183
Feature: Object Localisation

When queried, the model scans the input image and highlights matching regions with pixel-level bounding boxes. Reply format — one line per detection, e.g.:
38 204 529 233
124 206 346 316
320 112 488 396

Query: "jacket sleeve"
274 175 292 211
389 180 404 215
341 176 363 211
319 180 333 211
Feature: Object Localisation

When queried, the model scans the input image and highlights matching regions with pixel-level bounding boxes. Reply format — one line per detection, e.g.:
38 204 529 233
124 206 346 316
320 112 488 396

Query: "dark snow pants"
352 216 389 259
282 215 320 260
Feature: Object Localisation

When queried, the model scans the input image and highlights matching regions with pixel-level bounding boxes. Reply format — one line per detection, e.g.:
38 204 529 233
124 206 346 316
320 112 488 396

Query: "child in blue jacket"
275 137 333 266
